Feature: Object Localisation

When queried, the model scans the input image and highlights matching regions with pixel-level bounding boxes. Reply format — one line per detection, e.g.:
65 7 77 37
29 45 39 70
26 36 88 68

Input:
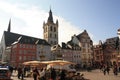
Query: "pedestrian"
14 66 17 73
106 66 110 75
103 65 107 75
40 68 46 80
9 66 14 74
99 65 102 72
21 66 25 80
60 69 66 80
118 67 120 72
113 64 118 75
33 67 39 80
50 68 56 80
23 66 27 77
17 66 22 79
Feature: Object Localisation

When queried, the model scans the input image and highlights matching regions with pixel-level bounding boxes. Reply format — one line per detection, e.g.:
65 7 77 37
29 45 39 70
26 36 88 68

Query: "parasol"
23 60 46 67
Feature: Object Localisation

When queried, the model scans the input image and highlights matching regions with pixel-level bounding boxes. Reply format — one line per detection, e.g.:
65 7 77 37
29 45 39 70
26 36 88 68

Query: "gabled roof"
76 30 90 41
4 31 50 47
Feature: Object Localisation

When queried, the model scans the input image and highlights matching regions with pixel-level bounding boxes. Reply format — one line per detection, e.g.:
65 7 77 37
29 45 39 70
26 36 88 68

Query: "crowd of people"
99 63 119 76
10 63 119 80
1 62 120 80
32 67 89 80
14 65 89 80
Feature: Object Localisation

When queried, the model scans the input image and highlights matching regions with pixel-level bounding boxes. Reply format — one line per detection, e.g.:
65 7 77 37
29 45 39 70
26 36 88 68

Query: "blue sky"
0 0 120 45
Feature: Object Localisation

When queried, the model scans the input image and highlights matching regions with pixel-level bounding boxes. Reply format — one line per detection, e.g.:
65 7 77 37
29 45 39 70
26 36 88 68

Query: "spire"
7 19 11 32
47 8 53 23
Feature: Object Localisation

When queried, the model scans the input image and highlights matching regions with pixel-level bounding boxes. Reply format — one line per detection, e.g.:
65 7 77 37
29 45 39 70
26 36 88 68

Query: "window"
23 44 25 48
83 49 86 53
55 34 56 38
50 34 52 38
32 45 35 49
50 26 52 31
19 50 22 54
19 56 22 60
29 45 32 49
28 56 30 60
51 41 53 44
20 44 22 48
24 50 26 54
54 27 56 32
38 52 40 55
24 56 26 60
54 41 56 44
82 43 85 47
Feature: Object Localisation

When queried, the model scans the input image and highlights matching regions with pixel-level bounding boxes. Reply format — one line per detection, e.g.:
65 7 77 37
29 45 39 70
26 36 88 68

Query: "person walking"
17 66 22 79
51 68 56 80
113 64 118 75
103 65 107 75
60 69 66 80
33 67 39 80
106 65 110 75
40 68 46 80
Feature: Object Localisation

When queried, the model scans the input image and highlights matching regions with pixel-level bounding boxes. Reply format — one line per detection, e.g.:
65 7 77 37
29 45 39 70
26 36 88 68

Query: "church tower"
43 9 58 46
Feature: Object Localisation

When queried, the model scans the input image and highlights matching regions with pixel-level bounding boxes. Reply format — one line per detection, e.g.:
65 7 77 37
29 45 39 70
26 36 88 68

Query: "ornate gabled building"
60 30 93 67
93 36 118 68
105 37 118 65
93 40 104 68
76 30 93 67
43 9 58 46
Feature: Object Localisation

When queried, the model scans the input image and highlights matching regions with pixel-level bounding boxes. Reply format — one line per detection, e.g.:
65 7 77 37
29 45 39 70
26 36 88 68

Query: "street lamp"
117 28 120 68
117 28 120 54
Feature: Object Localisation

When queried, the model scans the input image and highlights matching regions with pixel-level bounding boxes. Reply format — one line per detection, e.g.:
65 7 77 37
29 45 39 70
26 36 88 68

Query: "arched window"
50 26 52 31
54 27 56 32
50 33 52 38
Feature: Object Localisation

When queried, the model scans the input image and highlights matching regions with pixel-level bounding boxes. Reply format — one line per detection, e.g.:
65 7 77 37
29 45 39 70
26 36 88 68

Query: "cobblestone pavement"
11 69 120 80
80 69 120 80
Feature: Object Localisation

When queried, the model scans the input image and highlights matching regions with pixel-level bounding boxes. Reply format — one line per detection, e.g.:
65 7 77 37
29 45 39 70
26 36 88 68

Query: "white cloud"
57 16 83 43
0 1 95 45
